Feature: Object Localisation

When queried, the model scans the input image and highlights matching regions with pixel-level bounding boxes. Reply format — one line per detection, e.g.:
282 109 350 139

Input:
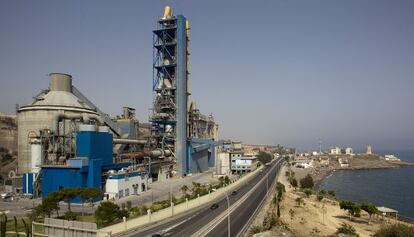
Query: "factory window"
125 188 130 197
119 190 124 198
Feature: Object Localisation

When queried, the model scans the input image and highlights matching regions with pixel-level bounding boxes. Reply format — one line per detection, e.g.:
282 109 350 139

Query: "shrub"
304 189 313 198
317 194 324 202
336 223 359 236
300 174 314 189
374 223 414 237
64 211 79 221
328 190 336 197
249 225 265 235
95 202 127 226
318 189 327 196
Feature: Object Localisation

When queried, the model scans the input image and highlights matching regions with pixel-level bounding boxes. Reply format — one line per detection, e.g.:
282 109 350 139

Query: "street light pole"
170 185 172 204
227 194 230 237
266 173 269 197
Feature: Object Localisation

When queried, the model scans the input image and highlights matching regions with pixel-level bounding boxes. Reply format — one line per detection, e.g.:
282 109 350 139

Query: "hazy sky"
1 0 413 151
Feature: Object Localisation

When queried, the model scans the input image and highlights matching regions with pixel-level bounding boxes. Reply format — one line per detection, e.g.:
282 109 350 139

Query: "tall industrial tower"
151 6 189 176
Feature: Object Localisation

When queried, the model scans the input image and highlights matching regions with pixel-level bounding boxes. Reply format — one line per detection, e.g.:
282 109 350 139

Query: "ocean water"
320 149 414 220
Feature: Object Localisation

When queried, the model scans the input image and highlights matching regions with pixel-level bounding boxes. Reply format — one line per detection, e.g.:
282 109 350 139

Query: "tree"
276 182 285 201
290 178 298 191
360 202 378 223
304 189 312 198
180 185 189 198
340 200 361 220
257 151 272 164
300 174 314 189
328 190 336 197
59 188 77 212
224 176 230 185
44 191 63 216
336 223 359 236
191 182 203 197
289 209 295 225
77 188 102 215
295 197 305 207
95 202 127 226
218 177 225 187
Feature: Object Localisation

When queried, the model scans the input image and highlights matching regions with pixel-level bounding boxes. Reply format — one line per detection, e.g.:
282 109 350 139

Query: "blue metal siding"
191 149 209 173
76 131 113 166
41 168 86 199
176 15 188 176
22 173 34 194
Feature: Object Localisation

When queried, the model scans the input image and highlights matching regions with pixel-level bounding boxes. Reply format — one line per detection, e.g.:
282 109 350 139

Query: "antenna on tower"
319 139 322 155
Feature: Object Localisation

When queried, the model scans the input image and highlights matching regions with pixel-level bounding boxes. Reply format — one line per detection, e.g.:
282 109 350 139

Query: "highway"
121 158 283 237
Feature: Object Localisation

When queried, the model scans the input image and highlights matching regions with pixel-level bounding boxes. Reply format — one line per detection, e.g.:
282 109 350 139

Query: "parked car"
0 192 13 199
231 191 238 196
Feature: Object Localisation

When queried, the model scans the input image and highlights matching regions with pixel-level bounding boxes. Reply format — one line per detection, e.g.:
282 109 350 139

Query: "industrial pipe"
51 113 103 133
119 149 172 159
113 138 148 145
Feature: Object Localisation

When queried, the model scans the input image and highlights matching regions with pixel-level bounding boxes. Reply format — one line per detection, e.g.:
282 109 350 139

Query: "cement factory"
14 6 220 201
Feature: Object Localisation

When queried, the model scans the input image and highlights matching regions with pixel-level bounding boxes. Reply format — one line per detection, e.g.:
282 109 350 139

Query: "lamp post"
227 194 230 237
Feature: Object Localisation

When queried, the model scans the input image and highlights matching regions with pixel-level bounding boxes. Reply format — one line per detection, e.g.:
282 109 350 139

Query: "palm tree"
180 185 189 198
218 177 225 187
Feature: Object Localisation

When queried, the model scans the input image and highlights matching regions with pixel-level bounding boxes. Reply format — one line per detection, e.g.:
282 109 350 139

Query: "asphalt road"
206 161 279 237
123 158 283 237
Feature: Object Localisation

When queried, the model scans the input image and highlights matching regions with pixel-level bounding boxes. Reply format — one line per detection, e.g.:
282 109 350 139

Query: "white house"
330 147 341 155
345 147 354 156
104 170 150 200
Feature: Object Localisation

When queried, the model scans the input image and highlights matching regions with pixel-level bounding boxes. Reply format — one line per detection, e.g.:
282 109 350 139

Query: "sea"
320 149 414 220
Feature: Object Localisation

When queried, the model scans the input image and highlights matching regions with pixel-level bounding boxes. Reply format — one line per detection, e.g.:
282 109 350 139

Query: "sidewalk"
115 170 218 207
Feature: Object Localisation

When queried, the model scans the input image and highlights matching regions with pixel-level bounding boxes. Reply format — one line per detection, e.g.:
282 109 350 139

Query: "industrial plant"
14 6 220 201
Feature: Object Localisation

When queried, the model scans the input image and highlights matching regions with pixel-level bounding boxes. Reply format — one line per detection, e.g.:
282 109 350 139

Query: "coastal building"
377 206 398 219
345 147 354 156
319 156 329 166
366 145 373 155
330 147 341 155
338 158 349 167
293 157 313 168
384 155 400 161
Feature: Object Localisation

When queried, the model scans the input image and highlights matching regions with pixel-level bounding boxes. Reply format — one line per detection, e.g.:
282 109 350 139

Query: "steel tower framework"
151 12 188 176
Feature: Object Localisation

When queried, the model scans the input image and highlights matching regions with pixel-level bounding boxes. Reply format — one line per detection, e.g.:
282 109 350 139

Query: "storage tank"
30 139 43 173
17 73 99 174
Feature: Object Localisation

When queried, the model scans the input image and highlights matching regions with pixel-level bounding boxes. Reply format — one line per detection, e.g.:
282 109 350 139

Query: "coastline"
314 163 414 223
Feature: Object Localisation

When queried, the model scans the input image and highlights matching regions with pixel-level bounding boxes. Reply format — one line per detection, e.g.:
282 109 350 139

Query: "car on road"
231 191 237 196
210 203 219 210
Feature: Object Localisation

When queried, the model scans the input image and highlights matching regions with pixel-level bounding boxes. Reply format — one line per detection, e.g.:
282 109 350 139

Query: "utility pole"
266 173 269 197
227 194 230 237
170 185 173 204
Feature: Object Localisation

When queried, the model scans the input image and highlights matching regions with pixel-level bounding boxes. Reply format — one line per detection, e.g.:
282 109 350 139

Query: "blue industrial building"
39 128 113 201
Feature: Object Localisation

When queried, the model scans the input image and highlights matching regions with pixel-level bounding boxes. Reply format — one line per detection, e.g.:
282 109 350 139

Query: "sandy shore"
274 165 412 237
